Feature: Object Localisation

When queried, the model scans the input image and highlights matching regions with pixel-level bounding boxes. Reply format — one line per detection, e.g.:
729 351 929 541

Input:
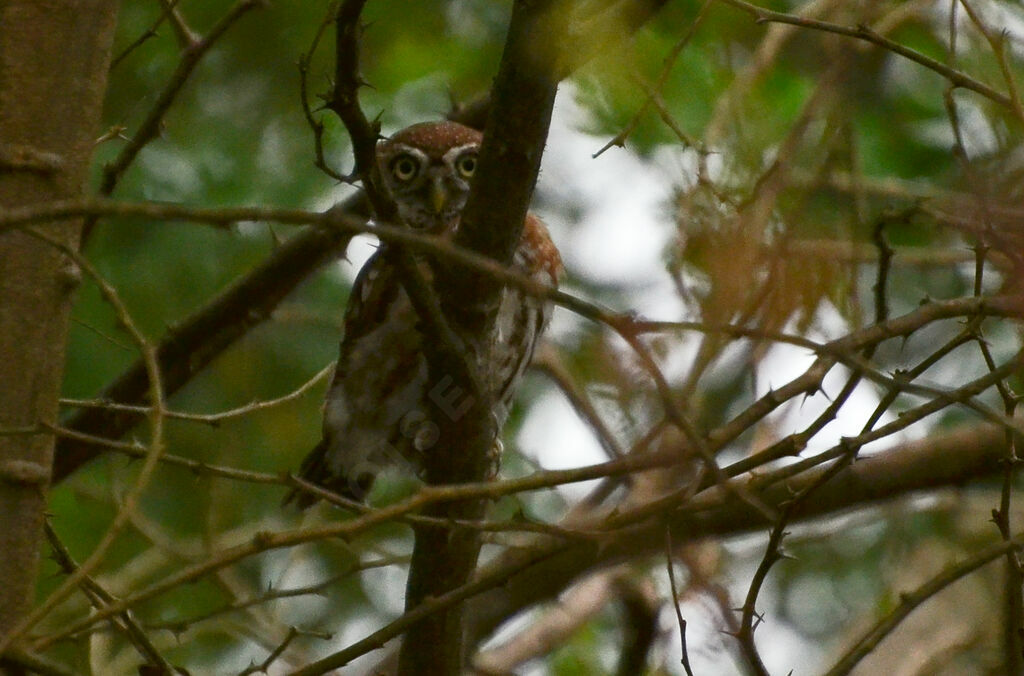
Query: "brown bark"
397 1 567 672
0 0 119 645
465 423 1011 649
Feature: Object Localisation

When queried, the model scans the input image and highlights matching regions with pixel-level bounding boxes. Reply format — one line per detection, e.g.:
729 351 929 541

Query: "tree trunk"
0 0 119 645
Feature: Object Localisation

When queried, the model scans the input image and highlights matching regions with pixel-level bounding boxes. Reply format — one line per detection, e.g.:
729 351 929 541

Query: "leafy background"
37 0 1024 673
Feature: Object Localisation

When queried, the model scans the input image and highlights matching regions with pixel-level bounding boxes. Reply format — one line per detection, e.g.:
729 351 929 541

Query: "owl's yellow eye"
390 155 419 182
455 153 477 178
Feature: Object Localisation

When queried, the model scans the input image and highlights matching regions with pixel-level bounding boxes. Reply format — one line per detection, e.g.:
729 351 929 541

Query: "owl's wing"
285 214 562 508
492 214 562 417
284 248 400 507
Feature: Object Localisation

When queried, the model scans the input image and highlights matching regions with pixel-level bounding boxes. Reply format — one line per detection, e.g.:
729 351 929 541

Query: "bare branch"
823 533 1024 676
720 0 1015 109
43 523 176 673
0 229 166 653
99 0 263 196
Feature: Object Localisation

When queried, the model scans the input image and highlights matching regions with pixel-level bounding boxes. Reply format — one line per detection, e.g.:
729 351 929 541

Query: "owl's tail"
282 438 365 508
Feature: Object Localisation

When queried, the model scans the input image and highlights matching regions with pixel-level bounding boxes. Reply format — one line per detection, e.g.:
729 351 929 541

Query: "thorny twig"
298 1 347 182
593 0 713 157
58 363 332 426
43 523 177 674
101 0 263 195
823 533 1024 676
665 528 695 676
110 0 188 70
720 0 1015 109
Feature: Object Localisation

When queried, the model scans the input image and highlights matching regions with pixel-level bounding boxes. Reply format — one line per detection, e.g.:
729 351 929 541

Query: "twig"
957 0 1024 125
50 423 287 484
99 0 263 196
823 534 1024 676
665 528 695 676
238 626 299 676
533 344 627 459
298 2 346 181
158 0 200 48
58 362 332 426
147 555 407 633
614 322 777 523
593 0 713 157
110 0 191 70
43 523 177 673
719 0 1014 109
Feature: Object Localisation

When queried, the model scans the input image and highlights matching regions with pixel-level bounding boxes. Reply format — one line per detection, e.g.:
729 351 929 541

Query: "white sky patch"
268 550 333 624
537 86 678 288
338 233 382 285
754 303 928 457
516 386 608 503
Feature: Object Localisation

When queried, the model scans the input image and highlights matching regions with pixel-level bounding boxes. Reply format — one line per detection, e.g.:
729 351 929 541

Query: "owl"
287 121 561 506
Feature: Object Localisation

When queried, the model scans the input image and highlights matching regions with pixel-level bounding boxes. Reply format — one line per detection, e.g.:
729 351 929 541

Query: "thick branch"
465 423 1013 649
0 0 119 646
52 200 364 481
399 1 569 672
444 1 564 313
31 421 1012 659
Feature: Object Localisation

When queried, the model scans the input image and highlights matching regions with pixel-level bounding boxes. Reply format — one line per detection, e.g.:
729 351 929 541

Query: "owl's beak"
429 178 448 214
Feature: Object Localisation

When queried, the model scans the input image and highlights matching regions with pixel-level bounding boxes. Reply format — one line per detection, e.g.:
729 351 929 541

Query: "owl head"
376 121 482 232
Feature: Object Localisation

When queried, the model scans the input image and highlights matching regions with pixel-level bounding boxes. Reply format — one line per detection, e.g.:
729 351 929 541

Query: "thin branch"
50 423 288 485
157 0 200 48
238 626 299 676
665 528 695 676
43 523 176 673
957 0 1024 124
110 0 183 71
99 0 263 196
146 555 407 633
297 2 346 181
58 362 332 426
593 0 713 157
533 344 627 460
719 0 1015 109
823 533 1024 676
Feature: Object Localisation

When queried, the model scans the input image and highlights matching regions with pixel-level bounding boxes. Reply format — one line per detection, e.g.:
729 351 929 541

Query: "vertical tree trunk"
396 0 563 671
0 0 119 644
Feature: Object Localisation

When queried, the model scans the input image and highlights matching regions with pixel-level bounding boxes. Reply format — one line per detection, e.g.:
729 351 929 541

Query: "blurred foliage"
35 0 1024 673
